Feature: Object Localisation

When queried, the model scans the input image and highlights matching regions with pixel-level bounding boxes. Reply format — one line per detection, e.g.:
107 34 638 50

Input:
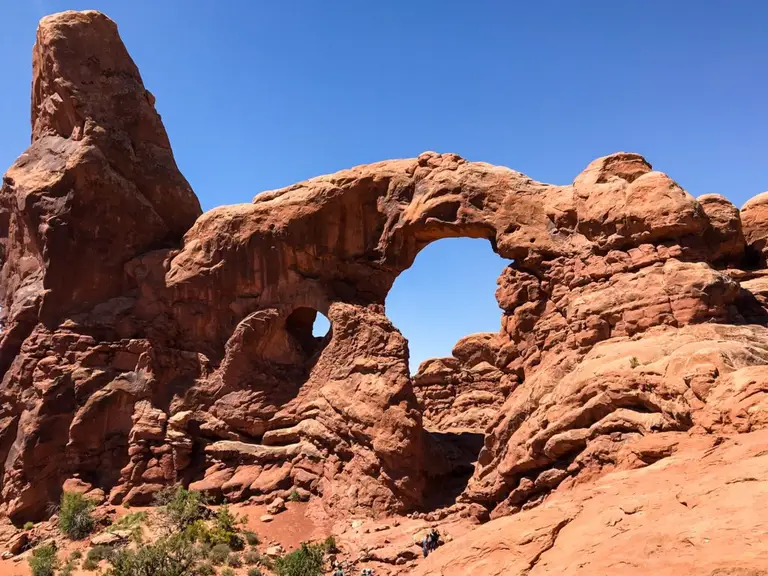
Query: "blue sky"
1 2 766 372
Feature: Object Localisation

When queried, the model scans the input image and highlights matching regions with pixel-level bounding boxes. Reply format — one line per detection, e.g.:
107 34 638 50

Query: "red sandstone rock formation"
413 333 514 431
2 14 768 576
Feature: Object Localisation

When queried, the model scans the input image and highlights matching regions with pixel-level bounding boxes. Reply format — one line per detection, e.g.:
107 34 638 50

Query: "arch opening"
385 237 510 375
285 307 331 357
385 237 512 512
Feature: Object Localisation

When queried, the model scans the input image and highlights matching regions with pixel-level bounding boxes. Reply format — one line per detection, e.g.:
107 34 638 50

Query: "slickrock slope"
2 10 768 575
413 429 768 575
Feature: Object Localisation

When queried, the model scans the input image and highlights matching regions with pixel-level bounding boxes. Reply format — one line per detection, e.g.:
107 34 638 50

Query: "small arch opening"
285 307 331 357
313 312 331 338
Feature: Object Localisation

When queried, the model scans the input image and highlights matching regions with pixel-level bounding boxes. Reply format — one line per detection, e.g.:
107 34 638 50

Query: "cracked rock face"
2 16 768 569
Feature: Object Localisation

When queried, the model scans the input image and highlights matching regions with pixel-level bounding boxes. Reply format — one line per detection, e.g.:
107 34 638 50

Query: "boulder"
266 497 286 515
741 191 768 262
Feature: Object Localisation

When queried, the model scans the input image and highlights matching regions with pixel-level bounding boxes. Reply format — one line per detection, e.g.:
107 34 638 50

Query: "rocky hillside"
1 9 768 575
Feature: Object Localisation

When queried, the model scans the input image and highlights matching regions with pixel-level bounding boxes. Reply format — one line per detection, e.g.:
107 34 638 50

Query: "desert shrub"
287 489 302 503
244 549 262 565
82 558 99 571
323 535 338 553
629 356 640 368
105 534 199 576
196 561 215 576
210 543 231 565
248 569 263 576
196 540 213 559
23 521 35 530
69 550 83 560
87 545 115 563
28 543 59 576
205 505 244 550
155 485 207 530
227 552 243 567
244 530 259 546
60 559 77 576
58 491 96 539
221 569 235 576
272 542 324 576
112 511 147 529
182 519 212 542
112 510 148 543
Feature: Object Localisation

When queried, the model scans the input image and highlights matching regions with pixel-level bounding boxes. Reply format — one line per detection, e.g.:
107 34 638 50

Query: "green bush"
155 486 207 530
105 535 199 576
248 569 263 576
181 519 211 543
196 561 216 576
244 530 259 546
23 521 35 531
82 558 99 571
201 506 244 550
227 552 243 567
28 543 59 576
221 569 235 576
210 543 231 565
273 542 324 576
244 549 262 565
58 491 96 539
287 489 303 503
60 560 77 576
69 550 83 560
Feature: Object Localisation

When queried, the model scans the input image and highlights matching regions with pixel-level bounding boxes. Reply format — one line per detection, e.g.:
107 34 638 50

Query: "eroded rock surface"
413 333 514 432
413 430 768 575
2 19 768 576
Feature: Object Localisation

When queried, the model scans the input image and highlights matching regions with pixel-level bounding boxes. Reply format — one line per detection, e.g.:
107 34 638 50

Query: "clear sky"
1 2 766 372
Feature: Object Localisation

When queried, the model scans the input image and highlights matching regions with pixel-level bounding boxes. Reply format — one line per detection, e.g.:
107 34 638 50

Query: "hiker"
422 535 430 557
360 569 375 576
333 567 345 576
428 528 440 552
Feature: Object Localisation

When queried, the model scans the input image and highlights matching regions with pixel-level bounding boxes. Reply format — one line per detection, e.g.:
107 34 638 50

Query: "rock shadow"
421 429 485 512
